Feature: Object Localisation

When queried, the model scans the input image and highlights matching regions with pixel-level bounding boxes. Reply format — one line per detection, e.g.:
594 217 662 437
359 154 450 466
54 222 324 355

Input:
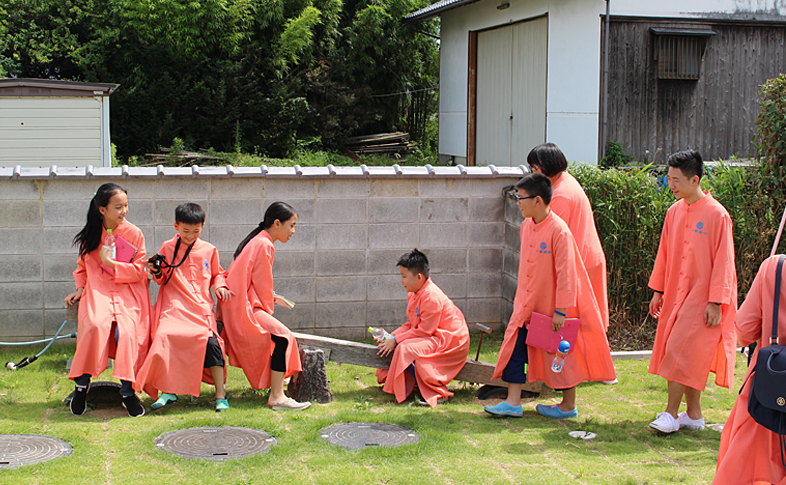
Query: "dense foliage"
0 0 439 160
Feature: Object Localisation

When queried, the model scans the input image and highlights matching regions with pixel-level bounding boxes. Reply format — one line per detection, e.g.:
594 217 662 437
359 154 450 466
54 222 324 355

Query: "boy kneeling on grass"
484 173 615 419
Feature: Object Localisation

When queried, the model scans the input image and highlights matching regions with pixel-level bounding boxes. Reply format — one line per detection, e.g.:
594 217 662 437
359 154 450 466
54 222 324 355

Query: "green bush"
754 74 786 176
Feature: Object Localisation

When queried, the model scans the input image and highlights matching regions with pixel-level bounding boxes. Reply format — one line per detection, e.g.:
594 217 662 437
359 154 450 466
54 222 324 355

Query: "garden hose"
4 318 74 370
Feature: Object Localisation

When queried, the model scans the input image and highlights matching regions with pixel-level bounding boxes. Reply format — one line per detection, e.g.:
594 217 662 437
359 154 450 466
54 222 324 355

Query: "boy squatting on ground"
133 203 233 412
375 249 471 407
484 172 615 419
647 149 738 434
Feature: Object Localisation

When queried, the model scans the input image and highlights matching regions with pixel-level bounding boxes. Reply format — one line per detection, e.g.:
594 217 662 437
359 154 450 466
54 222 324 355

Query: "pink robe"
68 221 150 383
134 236 227 398
551 172 609 331
375 278 470 407
714 255 786 485
648 192 737 391
493 212 615 388
218 230 301 389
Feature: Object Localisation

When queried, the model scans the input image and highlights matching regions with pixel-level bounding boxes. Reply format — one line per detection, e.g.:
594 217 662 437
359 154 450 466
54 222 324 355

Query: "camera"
148 254 167 271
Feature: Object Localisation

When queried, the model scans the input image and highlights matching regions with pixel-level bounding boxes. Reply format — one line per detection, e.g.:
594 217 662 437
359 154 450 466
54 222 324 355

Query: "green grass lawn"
0 335 743 485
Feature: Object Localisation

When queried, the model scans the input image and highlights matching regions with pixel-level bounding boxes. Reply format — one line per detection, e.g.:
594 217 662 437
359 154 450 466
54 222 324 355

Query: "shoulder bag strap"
772 255 786 345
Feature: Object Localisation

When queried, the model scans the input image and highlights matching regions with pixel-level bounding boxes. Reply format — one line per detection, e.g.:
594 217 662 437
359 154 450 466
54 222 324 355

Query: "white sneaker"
600 378 618 385
649 412 679 433
677 412 705 430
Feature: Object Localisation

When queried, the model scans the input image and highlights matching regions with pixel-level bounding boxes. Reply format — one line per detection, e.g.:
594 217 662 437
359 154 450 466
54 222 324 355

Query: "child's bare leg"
665 380 686 418
683 386 702 420
269 370 286 403
209 366 225 399
506 383 523 406
559 387 576 411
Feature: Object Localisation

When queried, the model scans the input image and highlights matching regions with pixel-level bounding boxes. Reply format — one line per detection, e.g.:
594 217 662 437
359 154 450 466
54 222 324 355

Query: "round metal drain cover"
320 422 419 451
155 427 276 461
0 434 73 469
63 381 122 407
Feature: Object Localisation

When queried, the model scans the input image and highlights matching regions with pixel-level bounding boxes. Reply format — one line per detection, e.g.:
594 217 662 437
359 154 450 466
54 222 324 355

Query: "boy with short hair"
375 249 470 407
484 173 615 419
647 150 737 434
134 202 232 412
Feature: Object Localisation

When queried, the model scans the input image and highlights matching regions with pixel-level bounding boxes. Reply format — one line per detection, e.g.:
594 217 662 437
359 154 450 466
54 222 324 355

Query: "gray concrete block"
209 198 264 225
466 273 502 298
0 282 43 310
154 199 208 225
427 248 468 273
503 248 520 277
315 198 367 224
272 251 316 277
418 223 467 248
0 228 42 254
316 250 366 276
430 274 467 299
368 198 419 223
40 179 99 200
0 200 42 227
218 252 234 272
43 227 81 255
502 273 518 302
368 224 418 249
419 179 470 198
366 300 408 330
45 309 78 337
505 199 524 225
130 199 154 226
277 199 316 225
121 179 156 199
316 302 366 328
316 276 366 302
468 248 502 272
45 254 77 281
312 326 367 340
367 249 408 275
273 277 315 304
0 180 41 200
273 303 315 332
0 310 44 339
470 197 504 222
137 225 155 255
316 179 369 198
468 222 505 247
369 179 418 198
209 225 261 254
153 226 179 253
0 255 42 282
502 300 514 326
210 178 265 200
504 223 521 250
316 224 366 250
153 179 210 199
464 298 502 324
263 179 316 199
44 281 75 309
471 178 517 197
366 274 404 301
420 198 468 222
277 224 316 251
42 200 85 227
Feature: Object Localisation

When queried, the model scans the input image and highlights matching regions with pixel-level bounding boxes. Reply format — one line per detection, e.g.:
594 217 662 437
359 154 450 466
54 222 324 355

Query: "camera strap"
161 236 194 286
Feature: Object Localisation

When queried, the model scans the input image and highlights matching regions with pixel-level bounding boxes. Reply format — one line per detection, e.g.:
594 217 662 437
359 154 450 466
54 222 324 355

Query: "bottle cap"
107 229 113 234
368 326 373 332
558 340 571 354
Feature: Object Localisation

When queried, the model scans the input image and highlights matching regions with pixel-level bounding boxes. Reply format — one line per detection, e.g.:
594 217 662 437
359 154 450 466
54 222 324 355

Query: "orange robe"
134 236 227 398
492 212 615 388
648 193 737 391
219 230 301 389
551 172 609 331
68 221 150 383
375 278 470 407
714 255 786 485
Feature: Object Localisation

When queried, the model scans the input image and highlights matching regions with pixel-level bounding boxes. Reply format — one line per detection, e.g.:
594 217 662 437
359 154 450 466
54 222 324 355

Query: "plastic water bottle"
551 340 571 373
104 229 116 260
368 326 393 342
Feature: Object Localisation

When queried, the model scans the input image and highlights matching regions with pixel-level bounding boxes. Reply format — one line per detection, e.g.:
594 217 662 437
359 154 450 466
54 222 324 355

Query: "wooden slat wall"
602 18 786 163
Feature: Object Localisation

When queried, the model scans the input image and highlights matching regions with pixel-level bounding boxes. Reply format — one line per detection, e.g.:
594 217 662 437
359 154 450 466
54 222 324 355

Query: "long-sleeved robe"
493 211 615 388
219 230 301 389
375 278 470 407
551 171 609 331
648 192 737 391
68 221 150 383
134 236 227 398
714 255 786 485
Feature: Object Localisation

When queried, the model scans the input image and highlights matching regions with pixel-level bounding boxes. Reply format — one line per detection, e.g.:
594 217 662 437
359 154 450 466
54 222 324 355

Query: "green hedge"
572 163 785 349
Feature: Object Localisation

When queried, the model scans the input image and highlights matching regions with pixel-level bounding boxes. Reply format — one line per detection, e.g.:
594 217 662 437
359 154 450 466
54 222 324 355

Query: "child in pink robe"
64 183 150 417
375 249 470 407
713 255 786 485
134 203 232 412
484 173 615 419
648 150 737 434
219 202 309 411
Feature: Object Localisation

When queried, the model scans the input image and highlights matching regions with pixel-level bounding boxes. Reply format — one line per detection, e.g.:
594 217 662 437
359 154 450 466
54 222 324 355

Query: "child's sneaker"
150 393 178 410
268 397 311 411
649 412 679 433
70 384 89 416
215 398 229 412
677 412 705 430
483 401 523 417
122 394 145 418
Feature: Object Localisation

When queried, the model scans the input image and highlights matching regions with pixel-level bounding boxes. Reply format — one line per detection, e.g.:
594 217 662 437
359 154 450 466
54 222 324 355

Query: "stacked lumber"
142 148 220 166
343 132 416 155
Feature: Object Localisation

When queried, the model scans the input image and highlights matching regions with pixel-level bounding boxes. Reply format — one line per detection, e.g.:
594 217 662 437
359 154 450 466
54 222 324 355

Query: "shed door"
475 16 547 166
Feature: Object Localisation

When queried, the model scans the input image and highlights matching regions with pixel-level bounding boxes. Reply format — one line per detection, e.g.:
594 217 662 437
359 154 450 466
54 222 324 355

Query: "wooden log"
287 348 333 403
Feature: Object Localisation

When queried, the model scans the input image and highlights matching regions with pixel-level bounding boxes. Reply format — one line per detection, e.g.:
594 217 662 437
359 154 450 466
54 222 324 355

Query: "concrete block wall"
0 164 526 341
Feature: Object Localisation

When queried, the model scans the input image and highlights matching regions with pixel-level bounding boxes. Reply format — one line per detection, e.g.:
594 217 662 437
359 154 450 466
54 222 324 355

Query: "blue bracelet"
554 310 566 317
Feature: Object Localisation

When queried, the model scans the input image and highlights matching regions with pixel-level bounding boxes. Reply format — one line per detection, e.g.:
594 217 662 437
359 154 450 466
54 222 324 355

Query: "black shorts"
203 335 225 368
501 325 528 384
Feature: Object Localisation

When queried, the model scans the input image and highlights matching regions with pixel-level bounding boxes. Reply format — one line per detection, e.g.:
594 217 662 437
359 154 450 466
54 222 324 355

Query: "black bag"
748 254 786 470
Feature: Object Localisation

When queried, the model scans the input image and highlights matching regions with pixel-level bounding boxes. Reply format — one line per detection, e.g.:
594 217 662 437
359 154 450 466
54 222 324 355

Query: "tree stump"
287 348 333 403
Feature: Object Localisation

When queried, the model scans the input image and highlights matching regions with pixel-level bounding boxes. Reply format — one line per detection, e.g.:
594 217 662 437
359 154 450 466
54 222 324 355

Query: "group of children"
60 145 781 483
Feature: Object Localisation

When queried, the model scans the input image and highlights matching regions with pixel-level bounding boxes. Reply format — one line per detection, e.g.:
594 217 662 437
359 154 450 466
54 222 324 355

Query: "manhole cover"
63 381 122 408
154 427 276 461
320 422 419 451
0 434 73 469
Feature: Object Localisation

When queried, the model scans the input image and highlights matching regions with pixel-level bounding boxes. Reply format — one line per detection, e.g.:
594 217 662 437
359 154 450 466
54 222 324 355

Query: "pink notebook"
525 311 580 354
100 234 138 276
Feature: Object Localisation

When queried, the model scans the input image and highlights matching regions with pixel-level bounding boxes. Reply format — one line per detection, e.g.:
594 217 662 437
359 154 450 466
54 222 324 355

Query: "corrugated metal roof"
0 78 119 96
403 0 481 23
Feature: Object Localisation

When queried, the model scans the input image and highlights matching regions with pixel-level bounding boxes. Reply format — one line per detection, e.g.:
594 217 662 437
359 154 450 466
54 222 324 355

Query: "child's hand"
377 338 397 358
649 292 664 318
64 288 84 306
99 245 115 268
274 295 295 309
216 287 234 302
552 312 566 332
704 302 722 327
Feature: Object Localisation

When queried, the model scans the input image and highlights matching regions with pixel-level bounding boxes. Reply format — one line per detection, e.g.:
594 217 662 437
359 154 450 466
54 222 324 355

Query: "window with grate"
651 29 715 80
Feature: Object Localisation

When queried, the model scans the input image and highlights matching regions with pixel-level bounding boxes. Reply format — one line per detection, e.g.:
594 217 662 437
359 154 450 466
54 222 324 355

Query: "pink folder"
525 311 580 354
100 234 138 276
